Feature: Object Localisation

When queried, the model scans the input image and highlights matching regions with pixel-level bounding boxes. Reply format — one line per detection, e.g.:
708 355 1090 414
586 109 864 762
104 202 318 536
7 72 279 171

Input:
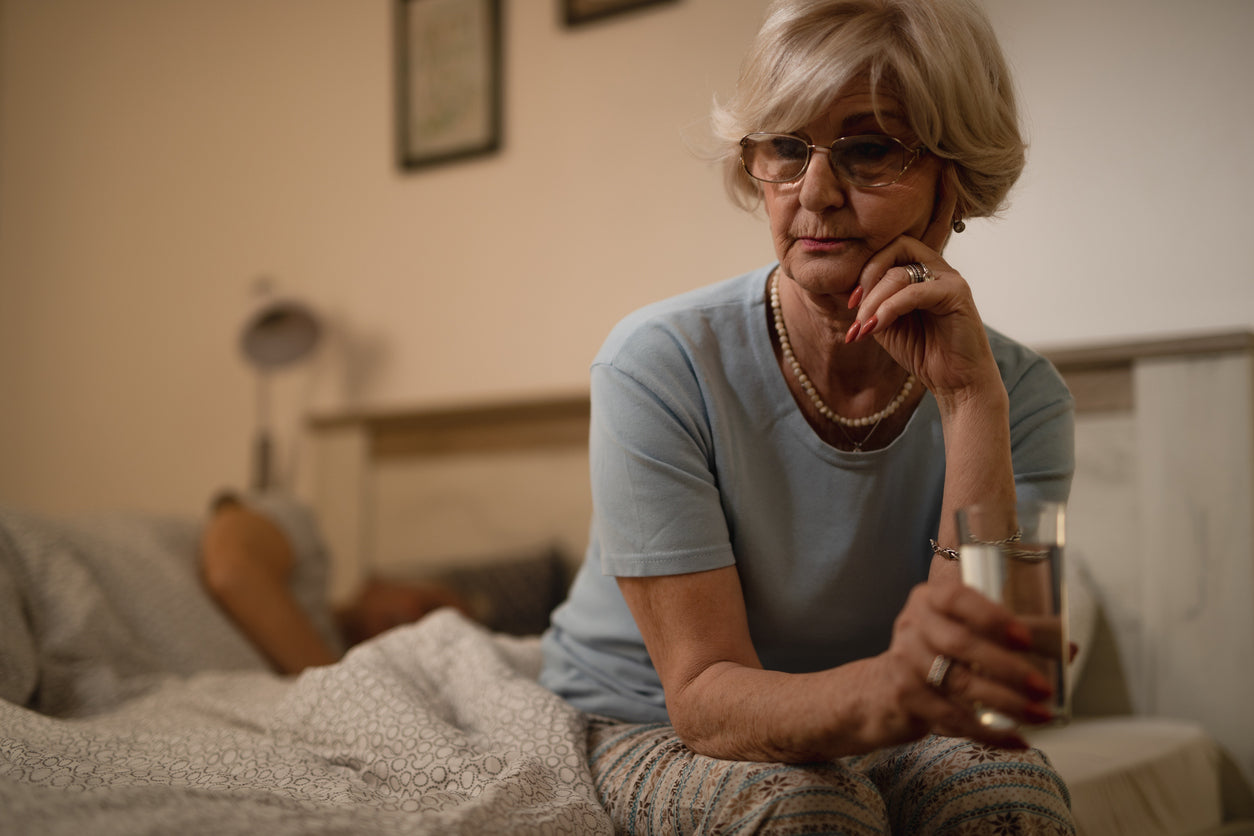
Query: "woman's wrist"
932 373 1008 423
776 660 919 759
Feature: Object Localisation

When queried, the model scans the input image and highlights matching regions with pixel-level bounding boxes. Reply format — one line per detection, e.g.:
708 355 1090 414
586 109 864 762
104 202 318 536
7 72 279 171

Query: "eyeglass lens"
741 134 911 187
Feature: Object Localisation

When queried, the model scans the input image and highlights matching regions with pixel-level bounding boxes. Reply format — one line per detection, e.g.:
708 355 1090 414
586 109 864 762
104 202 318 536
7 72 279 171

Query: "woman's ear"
946 165 970 233
922 164 960 252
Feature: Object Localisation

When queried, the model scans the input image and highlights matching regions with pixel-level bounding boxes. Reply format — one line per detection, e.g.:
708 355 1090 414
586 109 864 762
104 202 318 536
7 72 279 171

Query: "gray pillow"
0 505 269 716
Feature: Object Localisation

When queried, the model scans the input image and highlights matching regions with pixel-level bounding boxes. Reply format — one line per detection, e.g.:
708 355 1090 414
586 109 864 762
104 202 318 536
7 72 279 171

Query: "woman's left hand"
847 188 1000 401
879 579 1058 749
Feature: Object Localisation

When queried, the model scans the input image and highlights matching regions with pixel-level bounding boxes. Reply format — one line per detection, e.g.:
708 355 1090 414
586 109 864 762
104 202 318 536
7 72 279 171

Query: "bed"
3 332 1253 835
0 501 611 834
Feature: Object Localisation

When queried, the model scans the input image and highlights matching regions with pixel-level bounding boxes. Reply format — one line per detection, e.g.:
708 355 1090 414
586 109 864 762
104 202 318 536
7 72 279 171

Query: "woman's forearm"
931 382 1016 580
619 570 909 762
668 657 909 762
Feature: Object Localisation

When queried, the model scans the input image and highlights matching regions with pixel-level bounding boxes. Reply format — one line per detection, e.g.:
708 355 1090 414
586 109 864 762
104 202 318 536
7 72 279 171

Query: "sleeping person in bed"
538 0 1076 832
201 494 468 673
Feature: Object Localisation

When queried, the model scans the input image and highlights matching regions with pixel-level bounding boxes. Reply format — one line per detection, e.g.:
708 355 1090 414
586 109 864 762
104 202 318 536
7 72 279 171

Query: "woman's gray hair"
712 0 1025 219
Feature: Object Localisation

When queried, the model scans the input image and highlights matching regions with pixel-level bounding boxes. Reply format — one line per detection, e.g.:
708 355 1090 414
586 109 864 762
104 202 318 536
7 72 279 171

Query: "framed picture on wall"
563 0 678 27
397 0 502 170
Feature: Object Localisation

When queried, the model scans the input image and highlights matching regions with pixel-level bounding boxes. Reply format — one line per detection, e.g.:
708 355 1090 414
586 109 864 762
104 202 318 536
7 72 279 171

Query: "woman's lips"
797 236 851 252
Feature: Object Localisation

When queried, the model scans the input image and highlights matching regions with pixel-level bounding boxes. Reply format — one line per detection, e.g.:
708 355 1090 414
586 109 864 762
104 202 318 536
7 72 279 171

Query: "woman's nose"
798 147 847 211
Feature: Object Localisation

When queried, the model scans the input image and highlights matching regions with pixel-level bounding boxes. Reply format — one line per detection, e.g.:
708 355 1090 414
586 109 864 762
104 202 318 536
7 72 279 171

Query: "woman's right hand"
866 579 1057 749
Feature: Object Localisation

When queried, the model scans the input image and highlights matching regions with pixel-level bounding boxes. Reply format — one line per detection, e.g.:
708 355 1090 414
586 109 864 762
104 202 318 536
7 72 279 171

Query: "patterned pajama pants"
587 718 1075 835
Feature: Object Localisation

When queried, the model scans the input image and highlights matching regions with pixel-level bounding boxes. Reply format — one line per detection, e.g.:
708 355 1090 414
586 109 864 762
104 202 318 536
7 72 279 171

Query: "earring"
952 218 966 234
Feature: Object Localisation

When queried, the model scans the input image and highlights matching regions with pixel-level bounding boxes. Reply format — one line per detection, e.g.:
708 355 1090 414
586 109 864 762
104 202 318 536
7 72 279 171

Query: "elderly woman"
540 0 1075 832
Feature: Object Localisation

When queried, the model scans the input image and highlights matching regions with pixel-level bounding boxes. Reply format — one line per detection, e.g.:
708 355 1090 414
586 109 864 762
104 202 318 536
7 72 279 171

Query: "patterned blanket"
0 506 611 834
0 610 611 834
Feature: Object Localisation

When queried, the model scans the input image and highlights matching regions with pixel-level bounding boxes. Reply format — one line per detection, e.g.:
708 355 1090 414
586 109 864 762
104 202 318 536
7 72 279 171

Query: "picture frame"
563 0 678 27
396 0 502 170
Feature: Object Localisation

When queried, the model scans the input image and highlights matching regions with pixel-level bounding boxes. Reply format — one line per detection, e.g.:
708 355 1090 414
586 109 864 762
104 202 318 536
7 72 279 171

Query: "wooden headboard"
306 393 594 605
1038 330 1253 414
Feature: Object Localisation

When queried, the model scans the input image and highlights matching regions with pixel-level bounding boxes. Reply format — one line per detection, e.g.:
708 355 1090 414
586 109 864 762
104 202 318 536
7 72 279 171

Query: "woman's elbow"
665 678 764 762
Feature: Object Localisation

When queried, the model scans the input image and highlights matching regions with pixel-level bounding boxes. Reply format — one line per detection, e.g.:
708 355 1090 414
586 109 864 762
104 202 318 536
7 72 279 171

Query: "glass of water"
956 499 1069 729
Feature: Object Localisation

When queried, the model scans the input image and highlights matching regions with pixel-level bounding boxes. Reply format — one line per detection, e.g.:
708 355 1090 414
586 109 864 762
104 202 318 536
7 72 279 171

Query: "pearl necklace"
770 270 915 449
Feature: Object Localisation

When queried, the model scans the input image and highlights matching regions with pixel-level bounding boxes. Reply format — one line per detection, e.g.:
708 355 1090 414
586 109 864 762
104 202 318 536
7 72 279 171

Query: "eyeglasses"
739 133 925 188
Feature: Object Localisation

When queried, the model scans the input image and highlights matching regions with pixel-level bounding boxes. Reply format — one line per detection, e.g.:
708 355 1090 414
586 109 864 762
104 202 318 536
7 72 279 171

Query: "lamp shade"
239 299 321 370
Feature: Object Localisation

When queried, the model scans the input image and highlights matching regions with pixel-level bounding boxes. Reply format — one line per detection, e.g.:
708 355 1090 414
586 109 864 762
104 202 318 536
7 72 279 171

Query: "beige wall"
2 0 1252 515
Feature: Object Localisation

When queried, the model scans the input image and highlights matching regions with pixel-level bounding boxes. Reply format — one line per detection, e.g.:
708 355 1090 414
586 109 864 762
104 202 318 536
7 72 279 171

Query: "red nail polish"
848 286 864 310
1006 622 1032 650
1024 703 1056 724
845 321 861 344
1025 671 1053 699
861 315 878 338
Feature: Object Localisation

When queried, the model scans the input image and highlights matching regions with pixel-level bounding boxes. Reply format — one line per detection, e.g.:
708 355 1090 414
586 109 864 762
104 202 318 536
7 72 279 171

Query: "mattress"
1028 716 1223 836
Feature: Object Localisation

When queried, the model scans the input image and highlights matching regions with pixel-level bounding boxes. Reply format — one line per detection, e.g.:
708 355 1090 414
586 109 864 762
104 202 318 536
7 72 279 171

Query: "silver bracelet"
930 529 1023 562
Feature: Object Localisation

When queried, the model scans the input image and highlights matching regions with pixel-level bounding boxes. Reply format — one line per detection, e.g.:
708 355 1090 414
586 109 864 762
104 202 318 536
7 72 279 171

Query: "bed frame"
305 329 1254 822
306 393 593 602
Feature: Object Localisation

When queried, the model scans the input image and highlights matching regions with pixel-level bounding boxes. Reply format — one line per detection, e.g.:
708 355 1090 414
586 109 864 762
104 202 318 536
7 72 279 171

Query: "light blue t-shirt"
539 264 1074 723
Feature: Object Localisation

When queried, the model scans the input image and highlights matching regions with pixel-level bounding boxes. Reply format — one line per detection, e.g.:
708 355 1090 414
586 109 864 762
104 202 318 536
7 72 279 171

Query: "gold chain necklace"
769 270 914 451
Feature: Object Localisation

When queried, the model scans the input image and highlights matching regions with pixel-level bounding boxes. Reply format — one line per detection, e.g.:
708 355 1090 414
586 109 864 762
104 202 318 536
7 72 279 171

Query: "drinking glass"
956 499 1069 729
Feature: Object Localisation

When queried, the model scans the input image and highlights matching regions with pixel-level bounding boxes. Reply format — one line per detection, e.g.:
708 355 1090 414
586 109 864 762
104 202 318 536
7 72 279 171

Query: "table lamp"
239 296 321 491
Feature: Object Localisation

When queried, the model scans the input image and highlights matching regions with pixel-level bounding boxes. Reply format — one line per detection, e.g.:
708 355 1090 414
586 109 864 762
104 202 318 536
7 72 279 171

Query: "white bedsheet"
0 610 612 835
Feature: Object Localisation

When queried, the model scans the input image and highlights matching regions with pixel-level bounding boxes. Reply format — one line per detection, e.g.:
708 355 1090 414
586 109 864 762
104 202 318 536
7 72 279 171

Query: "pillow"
0 505 269 715
0 493 343 715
